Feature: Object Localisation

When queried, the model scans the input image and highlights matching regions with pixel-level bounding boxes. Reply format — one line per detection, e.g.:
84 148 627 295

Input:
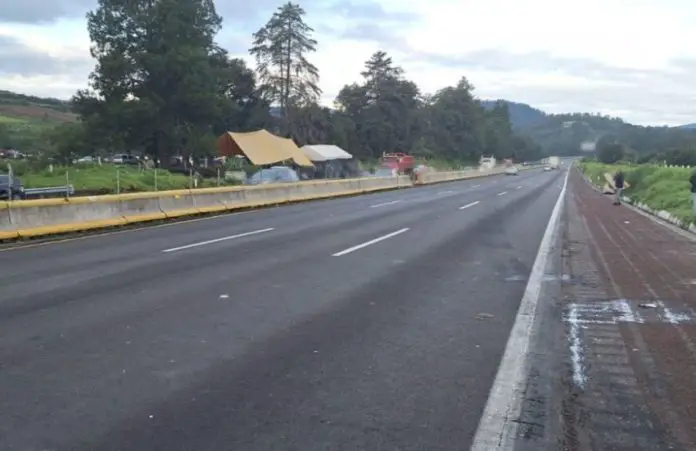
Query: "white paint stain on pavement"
657 301 692 324
567 303 587 388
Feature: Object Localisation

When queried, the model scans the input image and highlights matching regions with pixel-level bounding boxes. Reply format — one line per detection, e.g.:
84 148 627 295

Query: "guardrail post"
65 171 70 199
7 163 13 202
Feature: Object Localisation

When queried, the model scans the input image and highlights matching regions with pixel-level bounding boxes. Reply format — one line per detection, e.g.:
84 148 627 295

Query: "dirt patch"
0 104 76 122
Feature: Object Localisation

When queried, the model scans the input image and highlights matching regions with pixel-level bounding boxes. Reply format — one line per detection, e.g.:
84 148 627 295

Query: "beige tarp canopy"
216 129 313 167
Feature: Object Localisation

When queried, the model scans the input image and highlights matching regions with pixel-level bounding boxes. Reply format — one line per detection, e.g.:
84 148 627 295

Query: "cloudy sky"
1 0 695 125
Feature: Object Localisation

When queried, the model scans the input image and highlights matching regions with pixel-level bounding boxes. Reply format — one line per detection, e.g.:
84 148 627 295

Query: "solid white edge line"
332 228 409 257
162 227 274 252
370 200 402 208
497 191 508 196
459 201 480 210
471 168 570 450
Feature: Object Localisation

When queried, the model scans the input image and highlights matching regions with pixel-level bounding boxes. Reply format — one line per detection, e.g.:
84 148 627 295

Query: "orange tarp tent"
216 129 313 167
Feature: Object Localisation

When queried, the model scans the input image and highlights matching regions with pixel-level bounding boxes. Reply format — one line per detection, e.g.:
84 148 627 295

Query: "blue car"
0 174 25 200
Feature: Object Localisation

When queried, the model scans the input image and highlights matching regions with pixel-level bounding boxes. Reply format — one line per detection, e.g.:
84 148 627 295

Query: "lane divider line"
516 186 522 190
332 228 409 257
459 201 480 210
472 184 481 188
471 166 570 450
162 227 274 253
497 191 508 196
370 200 402 208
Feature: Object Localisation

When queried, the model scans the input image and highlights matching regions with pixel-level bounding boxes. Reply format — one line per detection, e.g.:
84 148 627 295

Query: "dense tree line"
43 0 542 166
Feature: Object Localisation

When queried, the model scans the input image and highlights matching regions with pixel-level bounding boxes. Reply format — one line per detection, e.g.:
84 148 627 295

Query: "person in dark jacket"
613 170 625 205
690 169 696 213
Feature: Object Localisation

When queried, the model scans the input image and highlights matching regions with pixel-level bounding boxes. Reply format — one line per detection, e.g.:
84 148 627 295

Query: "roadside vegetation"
578 161 695 225
7 161 228 195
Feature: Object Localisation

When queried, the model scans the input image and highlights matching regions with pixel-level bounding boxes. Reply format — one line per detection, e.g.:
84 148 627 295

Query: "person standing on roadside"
613 170 625 205
690 169 696 213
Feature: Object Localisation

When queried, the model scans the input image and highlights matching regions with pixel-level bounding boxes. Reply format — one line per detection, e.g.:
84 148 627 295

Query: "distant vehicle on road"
0 174 24 200
544 166 552 172
505 166 519 176
548 156 560 169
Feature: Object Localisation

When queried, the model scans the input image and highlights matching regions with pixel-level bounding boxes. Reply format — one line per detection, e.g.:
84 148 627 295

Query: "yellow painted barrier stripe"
163 208 203 218
0 230 19 240
16 217 128 238
122 212 167 223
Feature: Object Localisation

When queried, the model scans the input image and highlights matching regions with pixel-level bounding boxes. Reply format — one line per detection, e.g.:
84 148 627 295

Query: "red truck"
379 152 415 176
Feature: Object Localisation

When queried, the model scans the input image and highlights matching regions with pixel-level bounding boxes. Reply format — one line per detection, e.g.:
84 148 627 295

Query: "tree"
335 51 422 159
425 77 486 162
0 124 11 148
249 1 321 134
43 122 90 164
75 0 226 164
597 142 626 164
214 57 272 134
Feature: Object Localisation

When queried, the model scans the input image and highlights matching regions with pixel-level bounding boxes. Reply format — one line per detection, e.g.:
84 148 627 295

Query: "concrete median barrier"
1 169 526 240
5 197 128 238
0 201 18 240
415 168 505 185
0 175 412 240
156 190 199 218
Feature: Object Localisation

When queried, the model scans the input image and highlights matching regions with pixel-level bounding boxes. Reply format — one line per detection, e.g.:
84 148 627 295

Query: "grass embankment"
8 163 225 195
578 161 695 226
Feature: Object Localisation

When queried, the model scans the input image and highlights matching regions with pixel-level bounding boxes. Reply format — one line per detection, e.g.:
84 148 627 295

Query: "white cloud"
2 0 696 125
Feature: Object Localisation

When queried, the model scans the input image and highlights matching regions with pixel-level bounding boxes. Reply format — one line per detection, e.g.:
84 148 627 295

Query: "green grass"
4 163 230 195
0 114 25 124
579 161 695 226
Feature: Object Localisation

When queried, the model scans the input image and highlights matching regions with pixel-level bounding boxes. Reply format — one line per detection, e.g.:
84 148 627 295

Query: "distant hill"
479 99 696 156
480 99 546 128
0 90 76 123
0 91 77 149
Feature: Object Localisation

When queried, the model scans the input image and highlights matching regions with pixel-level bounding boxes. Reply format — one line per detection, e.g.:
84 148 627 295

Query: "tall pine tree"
249 2 321 135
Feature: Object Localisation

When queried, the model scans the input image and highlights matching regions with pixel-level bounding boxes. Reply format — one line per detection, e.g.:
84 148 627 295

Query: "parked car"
74 156 97 164
111 154 140 165
0 174 25 200
247 166 300 185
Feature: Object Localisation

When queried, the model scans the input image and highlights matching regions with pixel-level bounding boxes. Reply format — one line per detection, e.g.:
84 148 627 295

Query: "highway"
0 168 565 450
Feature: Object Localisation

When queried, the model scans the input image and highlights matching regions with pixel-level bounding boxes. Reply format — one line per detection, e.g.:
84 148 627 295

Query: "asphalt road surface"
0 168 564 451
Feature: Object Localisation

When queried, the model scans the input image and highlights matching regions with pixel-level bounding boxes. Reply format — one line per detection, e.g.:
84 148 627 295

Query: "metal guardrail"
22 185 75 198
